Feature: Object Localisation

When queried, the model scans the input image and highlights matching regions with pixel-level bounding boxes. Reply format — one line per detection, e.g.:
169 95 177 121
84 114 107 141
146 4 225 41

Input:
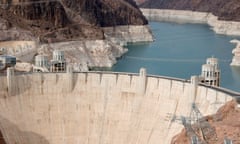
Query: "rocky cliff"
0 0 148 42
141 9 240 35
140 0 240 22
0 0 154 70
61 0 147 27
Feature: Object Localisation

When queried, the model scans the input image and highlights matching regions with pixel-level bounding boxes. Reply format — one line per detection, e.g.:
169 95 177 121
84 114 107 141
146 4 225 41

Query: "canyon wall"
140 0 240 22
141 9 240 36
0 0 148 42
0 70 235 144
103 25 153 45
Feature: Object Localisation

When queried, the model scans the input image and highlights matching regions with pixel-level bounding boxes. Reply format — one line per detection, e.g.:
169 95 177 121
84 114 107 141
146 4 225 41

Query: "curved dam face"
0 70 233 144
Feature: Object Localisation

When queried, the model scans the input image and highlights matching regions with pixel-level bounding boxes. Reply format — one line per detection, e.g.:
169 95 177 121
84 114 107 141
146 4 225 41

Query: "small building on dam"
0 67 239 144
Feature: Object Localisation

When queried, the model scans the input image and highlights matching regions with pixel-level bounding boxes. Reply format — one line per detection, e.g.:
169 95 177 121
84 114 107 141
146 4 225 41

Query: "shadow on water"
0 116 49 144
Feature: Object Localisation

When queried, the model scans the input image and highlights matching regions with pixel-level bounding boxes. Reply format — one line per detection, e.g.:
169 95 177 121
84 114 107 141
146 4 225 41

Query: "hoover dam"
0 68 237 144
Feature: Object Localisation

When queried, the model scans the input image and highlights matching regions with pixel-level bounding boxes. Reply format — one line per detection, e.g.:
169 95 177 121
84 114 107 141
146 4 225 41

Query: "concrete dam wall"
0 70 234 144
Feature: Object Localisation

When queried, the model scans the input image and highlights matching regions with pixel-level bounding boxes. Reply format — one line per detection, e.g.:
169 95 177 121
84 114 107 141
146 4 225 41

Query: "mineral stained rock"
0 0 147 42
140 0 240 22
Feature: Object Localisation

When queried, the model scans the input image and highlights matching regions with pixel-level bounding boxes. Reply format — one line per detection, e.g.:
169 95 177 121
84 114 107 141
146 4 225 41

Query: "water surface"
111 22 240 92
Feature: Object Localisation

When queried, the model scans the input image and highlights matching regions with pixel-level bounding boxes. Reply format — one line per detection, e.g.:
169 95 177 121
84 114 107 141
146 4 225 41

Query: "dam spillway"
0 69 234 144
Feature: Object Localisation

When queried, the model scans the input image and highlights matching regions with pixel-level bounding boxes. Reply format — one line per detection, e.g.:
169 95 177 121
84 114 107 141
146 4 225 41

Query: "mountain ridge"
140 0 240 21
0 0 148 42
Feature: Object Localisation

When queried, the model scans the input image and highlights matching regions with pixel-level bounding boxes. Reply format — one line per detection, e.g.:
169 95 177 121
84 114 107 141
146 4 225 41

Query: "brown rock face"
61 0 147 27
0 0 147 42
9 1 69 28
140 0 240 21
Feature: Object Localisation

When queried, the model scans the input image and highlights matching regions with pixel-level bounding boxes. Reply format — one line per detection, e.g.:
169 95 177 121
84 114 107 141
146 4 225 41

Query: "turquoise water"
111 22 240 92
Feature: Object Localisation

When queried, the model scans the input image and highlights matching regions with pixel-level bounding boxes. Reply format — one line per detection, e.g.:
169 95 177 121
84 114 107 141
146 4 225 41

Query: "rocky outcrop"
0 18 10 30
0 0 148 42
61 0 147 27
0 1 104 42
0 40 128 71
41 40 128 70
140 0 240 22
0 0 154 70
0 18 35 41
141 9 240 36
0 24 154 71
230 39 240 66
103 25 153 45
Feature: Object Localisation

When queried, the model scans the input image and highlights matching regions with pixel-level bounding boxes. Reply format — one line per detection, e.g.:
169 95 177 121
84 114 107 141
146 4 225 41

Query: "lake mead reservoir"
112 22 240 92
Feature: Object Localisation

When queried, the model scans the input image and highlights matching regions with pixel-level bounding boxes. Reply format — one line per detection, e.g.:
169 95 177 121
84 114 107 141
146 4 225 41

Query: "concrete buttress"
139 68 147 95
7 67 14 96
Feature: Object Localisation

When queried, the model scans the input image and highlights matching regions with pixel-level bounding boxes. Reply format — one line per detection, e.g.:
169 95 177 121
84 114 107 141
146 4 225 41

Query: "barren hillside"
0 0 147 42
140 0 240 21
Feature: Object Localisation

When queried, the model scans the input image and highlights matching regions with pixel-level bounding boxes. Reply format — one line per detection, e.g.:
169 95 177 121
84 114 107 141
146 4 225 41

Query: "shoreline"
103 25 154 45
0 25 154 71
141 8 240 36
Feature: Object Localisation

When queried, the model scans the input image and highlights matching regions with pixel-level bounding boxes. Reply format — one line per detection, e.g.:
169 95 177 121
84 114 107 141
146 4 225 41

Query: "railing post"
7 67 15 96
66 65 73 93
139 68 147 95
189 75 199 115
